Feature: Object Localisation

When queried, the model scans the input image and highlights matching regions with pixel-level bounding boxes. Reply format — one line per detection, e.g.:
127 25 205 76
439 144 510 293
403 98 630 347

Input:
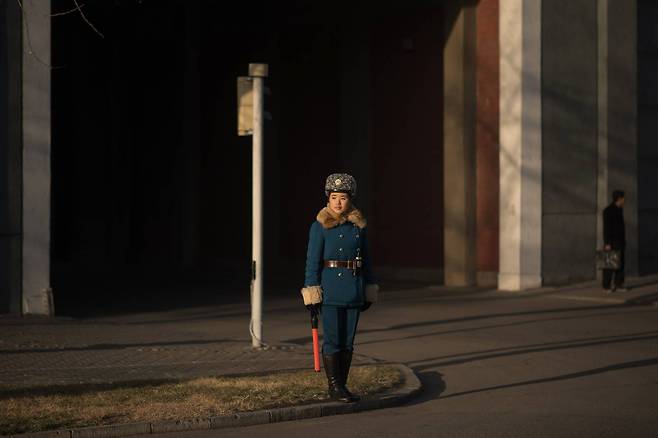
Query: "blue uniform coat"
304 207 374 307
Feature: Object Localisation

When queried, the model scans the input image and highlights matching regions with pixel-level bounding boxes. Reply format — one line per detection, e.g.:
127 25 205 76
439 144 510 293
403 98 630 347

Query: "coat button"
339 248 343 252
339 234 344 238
338 272 342 277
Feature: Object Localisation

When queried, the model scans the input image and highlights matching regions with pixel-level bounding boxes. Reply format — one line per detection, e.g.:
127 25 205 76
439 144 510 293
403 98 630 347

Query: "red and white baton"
311 314 321 372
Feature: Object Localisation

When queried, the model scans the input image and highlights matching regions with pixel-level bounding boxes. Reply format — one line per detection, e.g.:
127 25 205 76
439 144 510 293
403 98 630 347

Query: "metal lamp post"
238 63 268 348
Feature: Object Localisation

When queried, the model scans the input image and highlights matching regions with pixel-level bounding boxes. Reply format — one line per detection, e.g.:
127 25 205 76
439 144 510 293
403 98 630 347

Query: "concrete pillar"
606 0 638 276
498 0 542 290
475 0 500 287
22 0 53 315
0 0 23 314
443 2 477 286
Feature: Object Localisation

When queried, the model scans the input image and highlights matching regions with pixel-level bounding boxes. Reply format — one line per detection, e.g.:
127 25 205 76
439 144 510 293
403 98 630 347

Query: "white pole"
250 63 268 348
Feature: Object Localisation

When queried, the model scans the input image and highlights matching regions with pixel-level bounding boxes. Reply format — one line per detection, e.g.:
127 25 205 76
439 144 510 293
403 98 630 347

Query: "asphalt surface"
3 278 658 437
136 279 658 438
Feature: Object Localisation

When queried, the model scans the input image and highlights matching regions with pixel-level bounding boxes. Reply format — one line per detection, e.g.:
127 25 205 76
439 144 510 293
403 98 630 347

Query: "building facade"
1 0 657 315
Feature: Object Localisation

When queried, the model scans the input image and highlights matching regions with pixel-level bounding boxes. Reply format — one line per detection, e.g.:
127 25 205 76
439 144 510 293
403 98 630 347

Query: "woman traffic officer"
301 173 379 403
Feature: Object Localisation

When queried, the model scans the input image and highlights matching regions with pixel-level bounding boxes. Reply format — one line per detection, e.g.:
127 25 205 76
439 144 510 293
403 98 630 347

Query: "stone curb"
534 275 658 306
548 293 627 305
5 364 421 438
548 292 658 306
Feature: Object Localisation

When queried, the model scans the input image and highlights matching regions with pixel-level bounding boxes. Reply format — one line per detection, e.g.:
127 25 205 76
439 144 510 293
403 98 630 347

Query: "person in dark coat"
301 173 378 403
602 190 627 292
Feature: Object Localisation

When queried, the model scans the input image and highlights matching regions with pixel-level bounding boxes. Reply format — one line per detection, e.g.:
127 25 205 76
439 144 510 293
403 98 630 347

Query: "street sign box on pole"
237 76 253 136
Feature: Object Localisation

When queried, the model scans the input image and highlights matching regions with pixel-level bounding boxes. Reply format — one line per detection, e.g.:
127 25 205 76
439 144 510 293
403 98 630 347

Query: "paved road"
3 279 658 437
142 281 658 438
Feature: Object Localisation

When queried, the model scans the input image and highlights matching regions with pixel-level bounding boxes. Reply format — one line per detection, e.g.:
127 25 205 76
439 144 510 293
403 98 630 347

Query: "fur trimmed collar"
317 206 367 229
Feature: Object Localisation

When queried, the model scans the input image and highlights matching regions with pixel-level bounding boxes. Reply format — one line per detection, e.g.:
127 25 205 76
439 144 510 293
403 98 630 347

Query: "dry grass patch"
0 365 401 435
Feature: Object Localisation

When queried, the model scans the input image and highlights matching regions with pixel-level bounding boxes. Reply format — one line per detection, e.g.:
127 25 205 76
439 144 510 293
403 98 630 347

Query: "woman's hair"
612 190 625 202
327 191 351 199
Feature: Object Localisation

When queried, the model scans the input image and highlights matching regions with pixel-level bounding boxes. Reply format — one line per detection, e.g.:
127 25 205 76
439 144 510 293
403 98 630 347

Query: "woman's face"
328 192 351 215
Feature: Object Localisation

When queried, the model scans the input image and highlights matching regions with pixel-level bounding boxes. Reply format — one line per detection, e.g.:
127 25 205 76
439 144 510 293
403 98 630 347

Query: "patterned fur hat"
325 173 357 198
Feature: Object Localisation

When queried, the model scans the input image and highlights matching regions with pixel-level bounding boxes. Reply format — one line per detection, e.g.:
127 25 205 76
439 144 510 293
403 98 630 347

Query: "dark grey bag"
596 250 621 270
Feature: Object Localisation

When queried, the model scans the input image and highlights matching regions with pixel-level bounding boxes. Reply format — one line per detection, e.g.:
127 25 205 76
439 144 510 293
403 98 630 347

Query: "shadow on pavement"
0 338 250 355
410 330 658 371
355 309 658 347
358 303 631 335
627 278 658 290
626 292 658 305
282 303 632 345
439 357 658 399
404 370 447 406
0 378 180 400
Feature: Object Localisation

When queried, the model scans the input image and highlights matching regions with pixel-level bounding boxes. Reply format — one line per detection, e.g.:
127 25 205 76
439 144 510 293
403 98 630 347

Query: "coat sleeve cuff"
365 284 379 303
301 286 323 305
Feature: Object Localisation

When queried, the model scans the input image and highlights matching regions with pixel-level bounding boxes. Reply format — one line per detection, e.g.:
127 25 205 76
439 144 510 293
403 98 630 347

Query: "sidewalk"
527 274 658 305
2 274 657 391
0 310 376 390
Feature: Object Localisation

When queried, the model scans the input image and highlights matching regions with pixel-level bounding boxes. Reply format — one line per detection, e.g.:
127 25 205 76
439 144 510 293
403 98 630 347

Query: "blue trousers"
322 305 360 354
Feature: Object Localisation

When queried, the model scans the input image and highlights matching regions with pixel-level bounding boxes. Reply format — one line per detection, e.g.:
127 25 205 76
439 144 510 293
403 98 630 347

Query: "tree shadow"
283 302 630 345
355 309 657 347
440 357 658 399
358 303 630 335
411 331 658 371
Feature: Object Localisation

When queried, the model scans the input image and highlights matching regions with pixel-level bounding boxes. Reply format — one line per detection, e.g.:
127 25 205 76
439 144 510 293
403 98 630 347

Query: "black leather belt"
324 260 362 269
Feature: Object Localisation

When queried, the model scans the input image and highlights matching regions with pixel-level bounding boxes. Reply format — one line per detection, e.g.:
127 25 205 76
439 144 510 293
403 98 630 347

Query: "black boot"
323 353 357 403
339 350 360 402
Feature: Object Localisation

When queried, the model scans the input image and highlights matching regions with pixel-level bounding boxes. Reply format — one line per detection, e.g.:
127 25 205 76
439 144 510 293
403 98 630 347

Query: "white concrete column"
443 2 477 287
498 0 542 291
22 0 53 315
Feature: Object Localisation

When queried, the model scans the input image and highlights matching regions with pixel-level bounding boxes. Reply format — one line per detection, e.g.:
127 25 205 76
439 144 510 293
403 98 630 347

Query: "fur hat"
325 173 357 198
